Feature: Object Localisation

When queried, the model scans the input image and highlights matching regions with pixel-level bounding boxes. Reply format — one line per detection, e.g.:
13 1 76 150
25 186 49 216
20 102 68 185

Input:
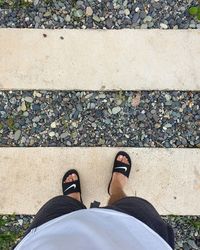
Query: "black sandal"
62 169 83 203
108 151 132 195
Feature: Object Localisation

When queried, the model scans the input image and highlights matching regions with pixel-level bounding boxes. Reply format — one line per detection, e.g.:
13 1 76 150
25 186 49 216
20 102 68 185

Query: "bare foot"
63 173 81 202
109 155 130 195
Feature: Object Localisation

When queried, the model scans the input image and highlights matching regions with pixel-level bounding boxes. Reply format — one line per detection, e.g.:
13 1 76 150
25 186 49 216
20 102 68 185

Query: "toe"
117 155 123 162
72 173 78 181
122 156 129 165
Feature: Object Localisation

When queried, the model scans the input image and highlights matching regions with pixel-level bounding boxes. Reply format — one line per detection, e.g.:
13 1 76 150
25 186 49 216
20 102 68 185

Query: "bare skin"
108 155 129 205
63 154 130 205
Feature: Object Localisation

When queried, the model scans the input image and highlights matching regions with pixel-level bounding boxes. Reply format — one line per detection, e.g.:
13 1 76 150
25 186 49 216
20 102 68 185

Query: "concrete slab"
0 29 199 91
0 147 199 215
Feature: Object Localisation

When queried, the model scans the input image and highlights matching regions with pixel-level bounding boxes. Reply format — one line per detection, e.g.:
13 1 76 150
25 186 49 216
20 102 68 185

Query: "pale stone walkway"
0 29 200 91
0 147 199 215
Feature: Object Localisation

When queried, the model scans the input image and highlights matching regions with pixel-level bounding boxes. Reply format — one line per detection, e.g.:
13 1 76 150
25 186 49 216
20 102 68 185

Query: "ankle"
110 184 124 195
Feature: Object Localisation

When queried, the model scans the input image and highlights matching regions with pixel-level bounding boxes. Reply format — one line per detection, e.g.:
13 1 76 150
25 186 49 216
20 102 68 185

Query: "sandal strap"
62 180 81 196
113 161 131 178
62 169 81 196
113 151 132 178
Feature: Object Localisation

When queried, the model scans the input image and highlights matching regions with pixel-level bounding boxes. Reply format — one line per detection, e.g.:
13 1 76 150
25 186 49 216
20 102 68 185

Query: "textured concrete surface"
0 29 199 90
0 147 199 215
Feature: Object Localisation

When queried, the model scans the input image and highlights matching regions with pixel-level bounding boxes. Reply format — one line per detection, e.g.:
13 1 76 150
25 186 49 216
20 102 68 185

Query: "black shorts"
22 196 174 249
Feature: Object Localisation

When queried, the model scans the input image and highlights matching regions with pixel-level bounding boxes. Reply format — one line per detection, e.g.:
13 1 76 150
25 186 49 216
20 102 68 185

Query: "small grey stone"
53 14 58 21
93 15 101 22
144 16 152 23
32 116 40 123
141 23 148 29
65 15 71 22
139 11 146 19
34 16 40 23
138 114 146 121
165 94 171 101
60 132 68 139
24 96 33 103
106 18 114 29
34 0 39 6
14 130 21 141
132 13 139 23
187 239 198 249
66 141 71 146
18 219 23 226
112 107 121 114
74 9 83 18
90 103 95 109
44 11 51 17
165 101 172 106
99 93 106 99
23 111 29 117
164 123 172 128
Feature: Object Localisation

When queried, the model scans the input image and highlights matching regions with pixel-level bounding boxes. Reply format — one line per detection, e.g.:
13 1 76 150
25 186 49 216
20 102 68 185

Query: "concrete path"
0 147 199 215
0 29 200 91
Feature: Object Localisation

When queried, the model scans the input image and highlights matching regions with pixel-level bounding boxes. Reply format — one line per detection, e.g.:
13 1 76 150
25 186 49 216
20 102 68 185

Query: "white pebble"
49 131 55 137
33 91 42 98
135 7 139 12
50 122 56 128
160 23 168 29
124 9 130 16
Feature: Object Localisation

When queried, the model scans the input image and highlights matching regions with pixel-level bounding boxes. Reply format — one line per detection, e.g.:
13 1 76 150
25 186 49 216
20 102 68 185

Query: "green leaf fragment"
189 6 198 15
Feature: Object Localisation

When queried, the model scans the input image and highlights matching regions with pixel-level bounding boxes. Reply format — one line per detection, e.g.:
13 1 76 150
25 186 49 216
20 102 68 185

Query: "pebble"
160 23 168 29
18 219 23 226
50 122 56 128
24 96 33 103
93 15 101 22
34 16 40 23
33 91 42 98
74 9 83 18
44 11 51 17
124 9 130 16
141 23 148 29
14 130 21 141
86 7 93 16
49 131 55 137
20 102 26 111
144 16 152 22
138 114 146 121
112 106 121 114
65 15 71 22
60 132 68 139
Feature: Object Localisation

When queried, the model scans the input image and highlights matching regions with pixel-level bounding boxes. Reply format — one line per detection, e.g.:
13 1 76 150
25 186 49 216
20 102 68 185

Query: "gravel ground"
0 0 200 29
0 214 199 250
0 90 199 147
